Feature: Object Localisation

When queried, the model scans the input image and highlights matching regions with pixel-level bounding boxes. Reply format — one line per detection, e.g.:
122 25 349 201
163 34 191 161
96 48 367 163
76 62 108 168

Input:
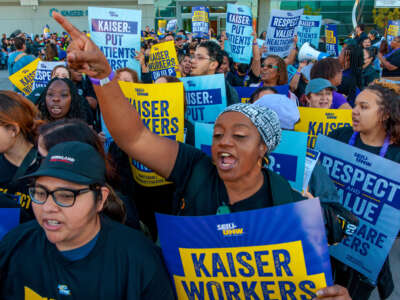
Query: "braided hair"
37 78 89 123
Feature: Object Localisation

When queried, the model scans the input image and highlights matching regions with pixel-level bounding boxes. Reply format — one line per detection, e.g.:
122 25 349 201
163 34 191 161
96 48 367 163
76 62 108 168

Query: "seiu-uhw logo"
186 80 196 87
237 7 244 12
354 152 372 167
325 112 337 120
217 222 244 236
109 11 118 17
287 12 293 16
58 285 71 296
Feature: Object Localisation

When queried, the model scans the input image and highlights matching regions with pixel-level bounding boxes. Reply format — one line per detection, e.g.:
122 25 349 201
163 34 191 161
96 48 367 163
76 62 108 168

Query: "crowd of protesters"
0 10 399 299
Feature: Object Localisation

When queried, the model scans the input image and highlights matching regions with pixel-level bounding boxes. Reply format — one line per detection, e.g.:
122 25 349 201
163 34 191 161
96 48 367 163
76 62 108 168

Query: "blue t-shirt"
61 232 100 261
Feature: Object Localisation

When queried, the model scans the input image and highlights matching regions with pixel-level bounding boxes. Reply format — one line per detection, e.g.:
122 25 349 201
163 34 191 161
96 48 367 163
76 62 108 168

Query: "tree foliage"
303 5 321 16
373 8 400 29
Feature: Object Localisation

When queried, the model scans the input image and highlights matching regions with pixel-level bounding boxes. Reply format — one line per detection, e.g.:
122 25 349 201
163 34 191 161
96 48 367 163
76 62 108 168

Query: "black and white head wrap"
217 103 281 154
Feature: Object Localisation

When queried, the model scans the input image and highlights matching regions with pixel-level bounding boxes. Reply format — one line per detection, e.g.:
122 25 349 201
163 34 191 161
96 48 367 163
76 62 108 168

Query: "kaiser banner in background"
192 6 209 39
88 7 141 75
0 208 20 239
265 9 303 57
296 15 322 49
225 4 253 64
181 74 227 123
148 40 181 81
32 61 66 89
157 19 167 36
387 20 400 44
325 24 339 57
234 85 289 103
167 19 178 32
294 107 352 148
268 130 307 192
9 58 40 96
194 122 213 156
316 135 400 282
157 198 332 299
119 81 185 187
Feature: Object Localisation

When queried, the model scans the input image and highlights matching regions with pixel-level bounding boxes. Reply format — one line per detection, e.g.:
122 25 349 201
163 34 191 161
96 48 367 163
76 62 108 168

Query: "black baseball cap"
22 142 106 185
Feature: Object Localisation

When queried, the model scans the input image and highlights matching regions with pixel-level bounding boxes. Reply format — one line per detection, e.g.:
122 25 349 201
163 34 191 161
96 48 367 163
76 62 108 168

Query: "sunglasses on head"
261 63 278 70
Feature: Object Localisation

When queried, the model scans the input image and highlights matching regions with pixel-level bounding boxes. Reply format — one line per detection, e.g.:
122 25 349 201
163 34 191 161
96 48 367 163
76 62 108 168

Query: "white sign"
375 0 400 7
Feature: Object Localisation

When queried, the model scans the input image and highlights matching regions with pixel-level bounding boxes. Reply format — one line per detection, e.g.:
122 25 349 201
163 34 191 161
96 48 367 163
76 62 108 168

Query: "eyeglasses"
192 55 215 61
261 63 279 70
28 185 94 208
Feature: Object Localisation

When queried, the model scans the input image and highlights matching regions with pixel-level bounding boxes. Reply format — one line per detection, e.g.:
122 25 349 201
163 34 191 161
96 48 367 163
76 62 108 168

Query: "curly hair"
366 80 400 144
310 58 342 81
37 78 89 122
198 41 223 69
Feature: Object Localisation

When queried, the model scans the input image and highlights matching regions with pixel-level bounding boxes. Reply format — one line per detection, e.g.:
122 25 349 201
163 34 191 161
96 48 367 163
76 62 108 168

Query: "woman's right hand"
52 11 112 79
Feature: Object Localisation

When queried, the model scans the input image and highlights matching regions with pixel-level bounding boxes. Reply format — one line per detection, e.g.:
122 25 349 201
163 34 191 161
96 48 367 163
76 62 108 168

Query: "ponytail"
99 184 127 224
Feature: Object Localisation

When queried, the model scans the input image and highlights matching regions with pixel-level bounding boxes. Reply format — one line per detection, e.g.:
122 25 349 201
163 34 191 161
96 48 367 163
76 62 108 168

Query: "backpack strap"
10 52 26 72
7 147 37 192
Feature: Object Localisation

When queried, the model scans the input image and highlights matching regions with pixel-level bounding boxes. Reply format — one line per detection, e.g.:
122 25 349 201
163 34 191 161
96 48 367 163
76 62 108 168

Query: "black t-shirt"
382 49 400 77
168 143 303 216
328 127 400 163
226 70 259 87
0 217 174 299
0 152 40 215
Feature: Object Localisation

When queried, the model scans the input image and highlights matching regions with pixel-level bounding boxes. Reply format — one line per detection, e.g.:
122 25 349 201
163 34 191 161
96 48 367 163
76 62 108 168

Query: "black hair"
249 86 278 103
14 37 25 50
198 41 223 69
357 24 365 31
344 44 364 88
37 78 89 122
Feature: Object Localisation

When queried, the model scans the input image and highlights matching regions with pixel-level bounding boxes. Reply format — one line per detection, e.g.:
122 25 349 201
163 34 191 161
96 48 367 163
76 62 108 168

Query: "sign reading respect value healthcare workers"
119 81 185 187
315 135 400 282
9 58 40 96
156 198 332 299
225 4 253 64
148 40 181 81
32 61 66 90
325 24 339 57
296 15 322 49
294 107 352 148
88 7 141 75
192 6 209 39
181 74 227 123
265 9 303 58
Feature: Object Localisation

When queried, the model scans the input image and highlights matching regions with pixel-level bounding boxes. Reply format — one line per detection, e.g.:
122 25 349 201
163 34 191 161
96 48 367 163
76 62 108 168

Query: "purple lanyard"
384 48 400 59
348 132 390 157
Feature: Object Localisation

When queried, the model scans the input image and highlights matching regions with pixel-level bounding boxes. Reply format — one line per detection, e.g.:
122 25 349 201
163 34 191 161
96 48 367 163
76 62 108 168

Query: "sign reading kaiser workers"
119 81 185 187
148 40 181 81
88 7 141 75
294 107 352 148
157 198 333 299
296 15 322 49
265 9 303 57
325 24 339 57
192 6 209 39
181 74 227 123
315 135 400 283
225 4 254 64
9 58 40 96
32 61 66 90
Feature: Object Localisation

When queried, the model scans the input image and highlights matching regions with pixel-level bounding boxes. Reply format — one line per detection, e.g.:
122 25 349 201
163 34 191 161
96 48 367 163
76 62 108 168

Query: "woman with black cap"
0 141 174 299
51 12 354 299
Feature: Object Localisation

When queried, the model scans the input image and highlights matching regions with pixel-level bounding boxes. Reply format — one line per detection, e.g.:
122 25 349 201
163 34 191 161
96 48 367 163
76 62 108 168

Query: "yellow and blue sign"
325 24 339 57
225 4 253 64
0 208 20 239
157 19 167 36
296 15 322 49
88 7 141 75
181 74 227 123
387 20 400 44
148 40 181 81
192 6 209 39
316 135 400 283
234 85 289 103
8 58 40 96
294 107 352 148
156 198 332 299
119 81 185 187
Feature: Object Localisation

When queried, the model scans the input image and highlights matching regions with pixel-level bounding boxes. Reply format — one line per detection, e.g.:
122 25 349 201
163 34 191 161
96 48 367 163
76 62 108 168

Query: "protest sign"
181 74 227 123
148 40 181 81
265 9 303 57
234 85 289 103
195 122 213 156
294 107 352 148
32 61 66 90
167 19 178 32
119 81 185 187
8 58 40 96
225 4 253 64
315 135 400 282
88 7 141 75
192 6 209 39
157 198 332 299
0 208 20 240
296 15 322 49
157 19 167 36
325 24 339 57
303 148 321 192
268 131 307 192
387 20 400 43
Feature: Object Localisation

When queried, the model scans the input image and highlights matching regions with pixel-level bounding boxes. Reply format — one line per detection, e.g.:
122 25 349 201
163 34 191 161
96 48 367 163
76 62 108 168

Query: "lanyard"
348 132 390 157
384 48 400 59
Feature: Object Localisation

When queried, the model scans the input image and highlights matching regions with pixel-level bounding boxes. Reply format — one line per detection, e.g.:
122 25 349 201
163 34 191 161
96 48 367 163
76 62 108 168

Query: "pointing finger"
52 11 84 40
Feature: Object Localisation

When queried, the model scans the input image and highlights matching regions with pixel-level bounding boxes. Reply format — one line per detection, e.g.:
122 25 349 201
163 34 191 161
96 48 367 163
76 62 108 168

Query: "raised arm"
53 12 179 178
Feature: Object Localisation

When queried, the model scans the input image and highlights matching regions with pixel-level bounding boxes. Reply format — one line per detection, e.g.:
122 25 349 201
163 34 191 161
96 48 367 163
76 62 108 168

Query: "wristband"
89 70 115 86
253 42 258 45
296 72 301 76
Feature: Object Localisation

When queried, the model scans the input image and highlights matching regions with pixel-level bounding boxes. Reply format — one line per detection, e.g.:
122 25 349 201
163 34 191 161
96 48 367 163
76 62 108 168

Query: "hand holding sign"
52 11 111 79
314 285 351 299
